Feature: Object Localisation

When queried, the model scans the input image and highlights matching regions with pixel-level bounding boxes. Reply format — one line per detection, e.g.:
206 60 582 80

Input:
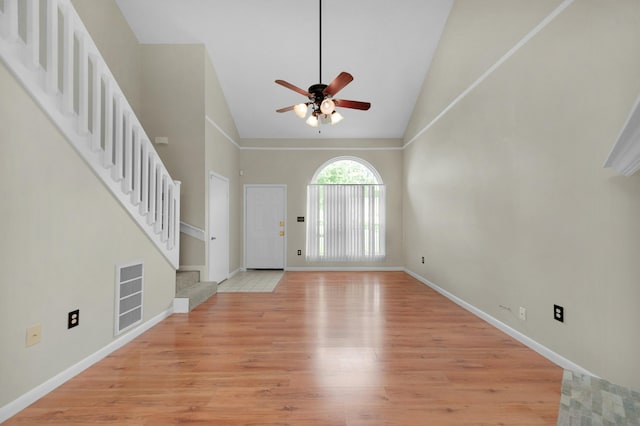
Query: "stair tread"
175 271 217 312
176 271 201 291
175 281 217 298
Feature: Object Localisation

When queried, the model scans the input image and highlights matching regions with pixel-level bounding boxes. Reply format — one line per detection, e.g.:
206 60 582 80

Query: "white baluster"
122 113 133 193
61 5 74 115
139 141 149 215
154 168 163 234
131 128 141 205
173 181 181 251
90 56 101 151
77 34 89 134
25 0 40 69
3 0 18 41
147 155 156 225
103 79 113 168
167 184 175 249
112 96 123 181
161 174 169 242
45 0 58 94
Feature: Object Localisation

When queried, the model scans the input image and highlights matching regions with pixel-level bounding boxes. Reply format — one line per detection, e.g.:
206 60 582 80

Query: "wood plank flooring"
5 272 562 425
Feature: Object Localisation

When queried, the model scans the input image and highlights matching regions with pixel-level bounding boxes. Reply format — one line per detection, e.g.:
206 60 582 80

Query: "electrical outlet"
26 324 41 347
519 307 526 320
554 304 564 323
297 249 302 256
68 309 79 329
421 256 424 264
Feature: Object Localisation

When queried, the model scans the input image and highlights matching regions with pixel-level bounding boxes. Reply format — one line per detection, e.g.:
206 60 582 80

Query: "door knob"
211 237 217 240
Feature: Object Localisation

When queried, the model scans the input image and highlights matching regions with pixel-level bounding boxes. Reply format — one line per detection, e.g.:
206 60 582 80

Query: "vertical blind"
306 184 385 262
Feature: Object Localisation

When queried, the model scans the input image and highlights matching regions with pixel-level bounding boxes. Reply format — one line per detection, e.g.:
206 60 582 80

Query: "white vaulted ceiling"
115 0 453 139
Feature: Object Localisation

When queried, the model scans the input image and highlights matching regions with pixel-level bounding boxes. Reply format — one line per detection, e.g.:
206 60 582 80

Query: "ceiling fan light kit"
330 111 344 124
320 99 335 115
275 0 370 128
306 114 319 128
294 103 308 118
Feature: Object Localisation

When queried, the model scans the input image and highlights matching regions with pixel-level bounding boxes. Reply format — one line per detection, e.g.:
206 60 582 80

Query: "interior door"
244 185 285 269
208 173 229 283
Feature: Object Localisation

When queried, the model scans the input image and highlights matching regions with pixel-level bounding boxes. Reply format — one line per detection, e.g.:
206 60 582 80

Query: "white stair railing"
0 0 181 268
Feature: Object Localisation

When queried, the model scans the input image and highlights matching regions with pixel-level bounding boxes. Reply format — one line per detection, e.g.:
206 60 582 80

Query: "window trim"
311 156 384 185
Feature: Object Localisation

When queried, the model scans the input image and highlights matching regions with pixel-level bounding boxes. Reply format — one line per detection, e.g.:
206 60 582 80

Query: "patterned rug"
558 370 640 425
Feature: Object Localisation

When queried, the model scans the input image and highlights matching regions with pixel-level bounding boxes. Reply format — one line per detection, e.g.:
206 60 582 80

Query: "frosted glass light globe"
294 103 308 118
320 99 335 115
331 111 344 125
306 114 319 127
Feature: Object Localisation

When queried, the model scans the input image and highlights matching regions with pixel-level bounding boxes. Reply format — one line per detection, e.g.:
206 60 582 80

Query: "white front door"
244 185 286 269
208 173 229 283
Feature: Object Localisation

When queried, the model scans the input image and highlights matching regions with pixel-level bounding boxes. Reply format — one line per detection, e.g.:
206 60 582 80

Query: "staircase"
0 0 180 268
173 271 217 313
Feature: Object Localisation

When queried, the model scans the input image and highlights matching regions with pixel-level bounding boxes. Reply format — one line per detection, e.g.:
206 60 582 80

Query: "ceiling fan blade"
276 105 296 113
323 72 354 97
275 80 311 97
334 99 371 110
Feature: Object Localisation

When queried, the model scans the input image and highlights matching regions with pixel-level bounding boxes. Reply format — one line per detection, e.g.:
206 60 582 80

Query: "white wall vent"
115 262 144 335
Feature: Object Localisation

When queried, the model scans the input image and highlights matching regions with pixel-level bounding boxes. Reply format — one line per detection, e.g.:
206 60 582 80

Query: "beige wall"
240 146 404 269
0 0 175 409
0 63 175 407
205 55 242 275
241 138 403 150
403 0 640 386
71 0 142 115
140 44 207 266
75 1 215 269
139 45 242 276
204 54 239 142
405 0 564 141
204 124 241 274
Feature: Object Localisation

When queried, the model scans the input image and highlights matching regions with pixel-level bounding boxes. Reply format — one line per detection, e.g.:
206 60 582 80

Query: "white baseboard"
0 307 173 423
404 268 596 377
173 298 189 313
229 268 241 279
286 266 404 272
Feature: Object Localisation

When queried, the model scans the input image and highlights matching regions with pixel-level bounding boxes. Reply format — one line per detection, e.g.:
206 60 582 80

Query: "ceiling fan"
275 0 371 128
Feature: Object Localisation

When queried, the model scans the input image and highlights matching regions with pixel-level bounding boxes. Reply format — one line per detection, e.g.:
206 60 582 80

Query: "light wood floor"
6 272 562 425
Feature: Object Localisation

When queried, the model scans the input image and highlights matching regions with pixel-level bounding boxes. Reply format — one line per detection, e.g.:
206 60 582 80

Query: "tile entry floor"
216 270 284 293
558 370 640 425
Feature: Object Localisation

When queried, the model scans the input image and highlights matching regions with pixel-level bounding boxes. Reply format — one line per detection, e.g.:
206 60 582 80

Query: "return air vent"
115 262 144 335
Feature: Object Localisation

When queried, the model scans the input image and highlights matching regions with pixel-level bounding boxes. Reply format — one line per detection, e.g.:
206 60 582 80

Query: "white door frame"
243 184 287 270
208 172 230 283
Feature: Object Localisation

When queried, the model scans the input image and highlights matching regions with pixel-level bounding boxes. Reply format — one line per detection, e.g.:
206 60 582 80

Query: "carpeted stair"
174 271 217 312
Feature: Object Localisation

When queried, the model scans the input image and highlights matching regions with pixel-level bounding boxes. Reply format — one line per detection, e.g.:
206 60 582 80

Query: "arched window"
306 157 386 262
